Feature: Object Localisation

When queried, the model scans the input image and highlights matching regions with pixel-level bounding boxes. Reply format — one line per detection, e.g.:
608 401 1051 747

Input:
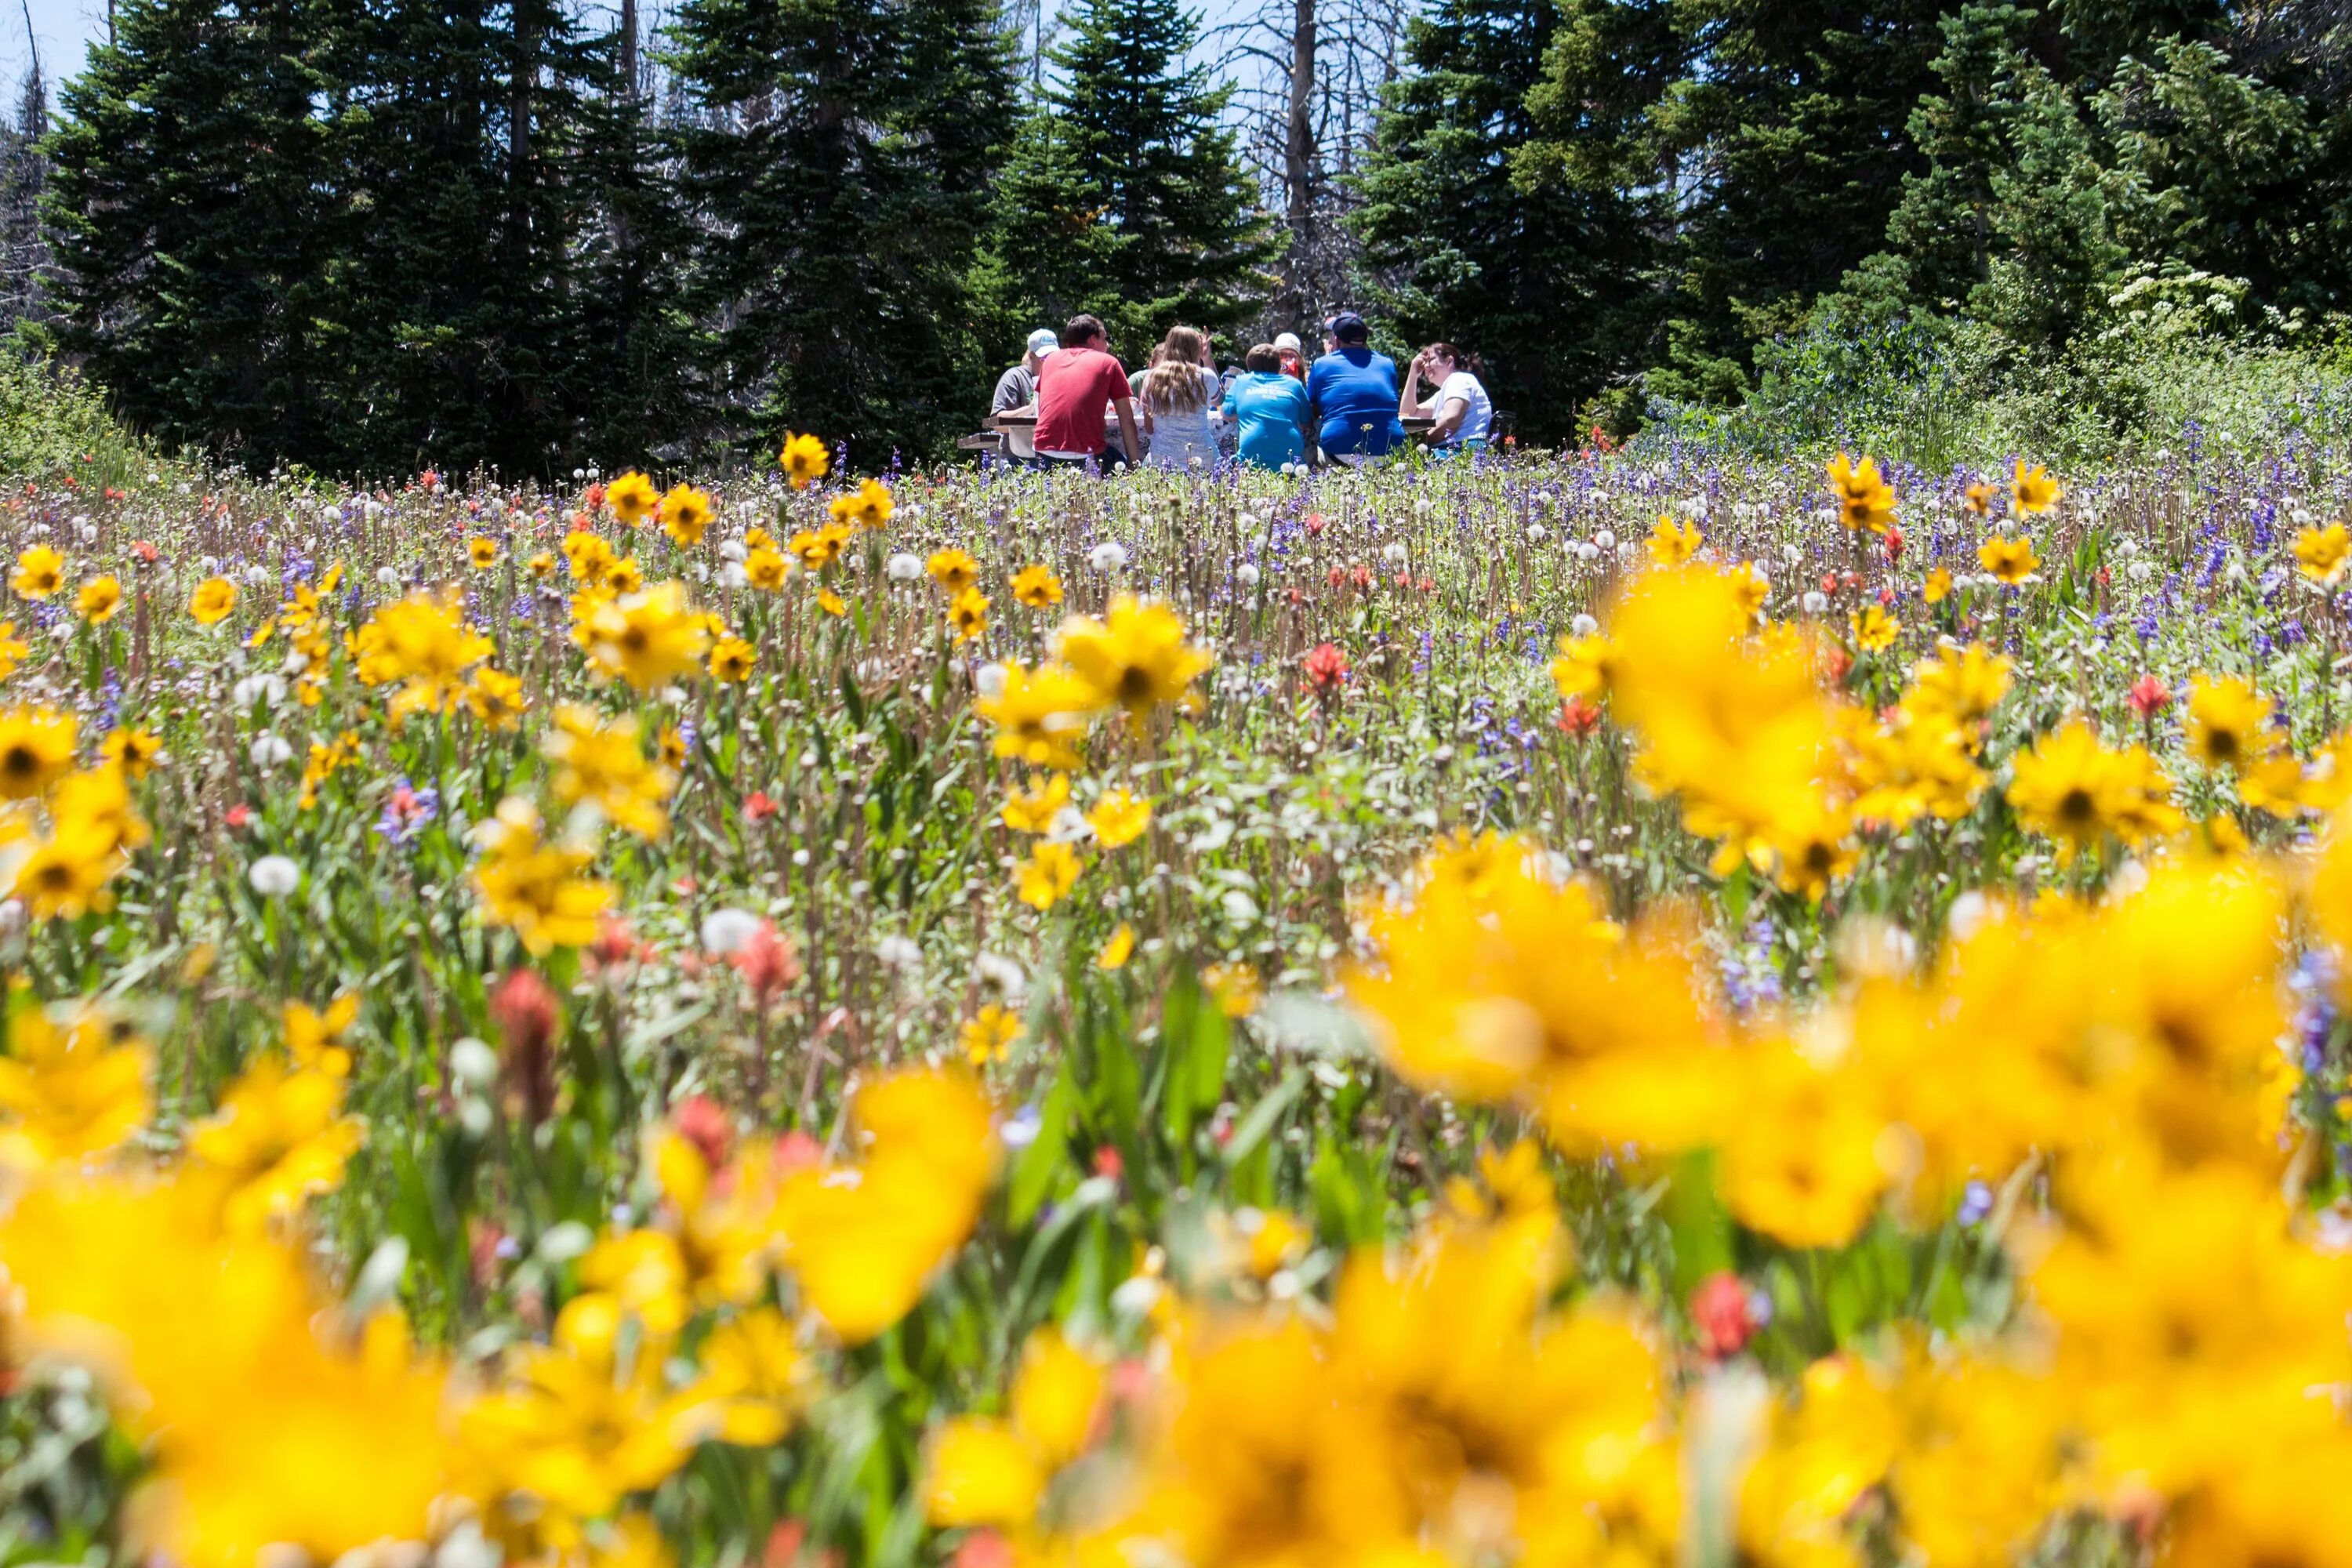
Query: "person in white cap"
991 328 1058 463
1272 331 1305 383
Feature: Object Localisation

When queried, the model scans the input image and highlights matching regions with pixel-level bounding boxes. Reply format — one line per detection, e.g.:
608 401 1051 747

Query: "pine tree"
1353 0 1672 437
0 53 49 333
968 102 1130 359
1047 0 1270 347
2096 37 2337 313
1972 58 2126 344
668 0 1017 463
329 0 605 474
1650 0 1957 401
44 0 340 464
2051 0 2224 85
1878 2 2041 310
571 27 700 464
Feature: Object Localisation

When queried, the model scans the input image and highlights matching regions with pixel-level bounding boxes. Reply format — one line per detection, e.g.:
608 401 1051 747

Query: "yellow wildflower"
779 432 829 488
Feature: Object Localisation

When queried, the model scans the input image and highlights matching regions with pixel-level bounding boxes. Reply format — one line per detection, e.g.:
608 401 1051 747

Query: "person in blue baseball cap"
1305 310 1405 464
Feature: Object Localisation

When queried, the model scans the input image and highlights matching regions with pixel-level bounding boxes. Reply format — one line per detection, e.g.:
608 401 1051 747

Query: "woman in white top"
1399 342 1494 454
1138 325 1222 470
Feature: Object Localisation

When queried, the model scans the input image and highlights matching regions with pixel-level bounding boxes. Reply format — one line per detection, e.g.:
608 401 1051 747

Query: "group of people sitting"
986 311 1495 472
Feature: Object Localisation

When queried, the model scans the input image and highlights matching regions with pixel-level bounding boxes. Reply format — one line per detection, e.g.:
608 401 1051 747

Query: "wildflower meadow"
7 423 2352 1568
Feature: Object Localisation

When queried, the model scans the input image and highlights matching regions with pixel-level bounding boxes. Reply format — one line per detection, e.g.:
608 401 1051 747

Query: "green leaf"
1219 1066 1306 1171
1008 1064 1079 1228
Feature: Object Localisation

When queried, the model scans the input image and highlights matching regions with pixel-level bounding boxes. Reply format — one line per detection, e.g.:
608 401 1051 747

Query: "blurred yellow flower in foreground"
0 1173 453 1568
0 1001 150 1169
583 582 712 691
978 663 1100 772
771 1067 999 1343
187 1057 367 1234
923 1328 1106 1529
546 703 677 840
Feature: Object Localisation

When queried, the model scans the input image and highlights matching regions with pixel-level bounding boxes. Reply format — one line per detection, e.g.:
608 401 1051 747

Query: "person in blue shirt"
1221 343 1311 470
1304 310 1404 463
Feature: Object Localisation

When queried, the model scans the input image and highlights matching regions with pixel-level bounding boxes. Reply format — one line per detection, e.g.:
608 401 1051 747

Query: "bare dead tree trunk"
1280 0 1315 325
620 0 638 99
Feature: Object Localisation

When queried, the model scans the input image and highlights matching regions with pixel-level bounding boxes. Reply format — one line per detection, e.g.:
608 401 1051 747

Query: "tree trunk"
620 0 637 98
1281 0 1315 323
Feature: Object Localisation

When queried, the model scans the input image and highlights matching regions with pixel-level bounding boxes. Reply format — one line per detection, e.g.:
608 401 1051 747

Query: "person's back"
1307 347 1403 459
1142 365 1220 469
1305 314 1403 459
1222 345 1309 470
992 362 1035 419
1138 327 1220 470
1034 317 1136 465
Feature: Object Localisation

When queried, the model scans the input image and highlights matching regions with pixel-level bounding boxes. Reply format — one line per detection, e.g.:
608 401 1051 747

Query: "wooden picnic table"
997 410 1435 431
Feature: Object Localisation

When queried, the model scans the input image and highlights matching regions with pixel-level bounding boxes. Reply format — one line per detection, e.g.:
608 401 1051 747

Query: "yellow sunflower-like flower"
2295 522 2350 586
2186 675 2278 773
779 432 830 489
1827 452 1896 534
607 471 659 528
1057 595 1211 717
1087 788 1152 848
1015 841 1082 910
927 549 980 593
660 484 714 546
1011 564 1063 608
1977 535 2038 585
472 799 615 953
1850 604 1899 652
187 1058 368 1234
828 477 894 532
0 705 78 800
74 575 124 623
1647 515 1702 566
2009 459 2062 517
948 587 989 642
11 545 64 599
0 1003 151 1168
709 637 755 683
188 575 238 625
958 1004 1022 1067
582 583 713 691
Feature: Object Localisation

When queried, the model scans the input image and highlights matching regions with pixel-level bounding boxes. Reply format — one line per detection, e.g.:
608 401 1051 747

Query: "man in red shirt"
1033 314 1141 469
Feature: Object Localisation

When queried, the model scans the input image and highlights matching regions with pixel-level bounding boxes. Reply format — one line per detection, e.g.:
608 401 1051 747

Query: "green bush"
0 348 157 484
1645 274 2352 469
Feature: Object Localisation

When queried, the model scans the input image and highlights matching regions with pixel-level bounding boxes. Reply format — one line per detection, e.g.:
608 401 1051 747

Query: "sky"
2 0 103 93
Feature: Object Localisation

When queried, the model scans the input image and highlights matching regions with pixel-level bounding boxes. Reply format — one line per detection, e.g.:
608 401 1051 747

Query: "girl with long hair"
1138 325 1221 470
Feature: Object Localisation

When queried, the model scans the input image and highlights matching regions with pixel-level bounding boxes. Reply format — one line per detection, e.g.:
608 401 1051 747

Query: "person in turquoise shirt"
1221 343 1310 470
1304 310 1404 461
